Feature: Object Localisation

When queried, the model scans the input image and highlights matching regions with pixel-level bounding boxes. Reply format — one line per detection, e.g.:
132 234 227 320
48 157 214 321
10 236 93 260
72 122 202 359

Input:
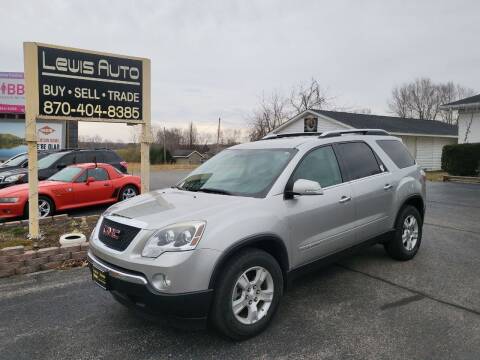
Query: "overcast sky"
2 0 479 141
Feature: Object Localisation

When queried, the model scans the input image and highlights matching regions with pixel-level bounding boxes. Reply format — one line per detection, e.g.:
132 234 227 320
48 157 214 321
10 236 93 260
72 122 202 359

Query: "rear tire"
384 205 422 261
119 185 138 201
209 248 283 340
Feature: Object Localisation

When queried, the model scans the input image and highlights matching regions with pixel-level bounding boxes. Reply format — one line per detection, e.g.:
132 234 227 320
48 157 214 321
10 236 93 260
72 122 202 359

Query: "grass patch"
0 216 99 250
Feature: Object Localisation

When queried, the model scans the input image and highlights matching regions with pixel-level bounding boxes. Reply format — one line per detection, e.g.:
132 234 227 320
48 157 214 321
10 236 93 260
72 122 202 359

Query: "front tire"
24 196 55 219
210 248 283 340
384 205 422 261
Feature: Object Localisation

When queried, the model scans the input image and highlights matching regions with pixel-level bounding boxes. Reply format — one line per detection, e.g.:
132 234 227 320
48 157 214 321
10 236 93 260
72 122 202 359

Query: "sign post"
23 42 151 240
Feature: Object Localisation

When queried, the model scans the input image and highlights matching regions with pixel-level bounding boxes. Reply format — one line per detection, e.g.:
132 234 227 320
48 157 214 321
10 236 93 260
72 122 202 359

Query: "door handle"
384 184 393 190
103 183 109 187
339 196 352 203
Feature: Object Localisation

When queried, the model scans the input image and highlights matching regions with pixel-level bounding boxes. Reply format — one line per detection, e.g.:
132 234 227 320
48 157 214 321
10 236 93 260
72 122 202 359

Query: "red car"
0 163 141 219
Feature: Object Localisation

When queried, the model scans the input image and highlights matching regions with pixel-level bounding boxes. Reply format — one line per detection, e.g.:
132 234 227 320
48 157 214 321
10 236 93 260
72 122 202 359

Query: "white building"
440 94 480 144
270 110 458 170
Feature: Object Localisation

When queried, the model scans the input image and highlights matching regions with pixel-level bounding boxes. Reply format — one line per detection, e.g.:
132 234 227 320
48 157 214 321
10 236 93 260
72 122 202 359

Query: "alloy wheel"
402 215 419 251
231 266 274 325
38 199 51 218
122 187 137 200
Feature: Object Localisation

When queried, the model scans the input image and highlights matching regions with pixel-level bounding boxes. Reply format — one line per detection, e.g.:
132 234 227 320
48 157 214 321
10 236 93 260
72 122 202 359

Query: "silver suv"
88 129 426 340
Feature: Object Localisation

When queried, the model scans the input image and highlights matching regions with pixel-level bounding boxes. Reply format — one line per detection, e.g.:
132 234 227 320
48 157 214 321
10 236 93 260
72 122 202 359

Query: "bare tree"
290 78 331 114
388 78 475 123
183 122 198 148
248 92 290 141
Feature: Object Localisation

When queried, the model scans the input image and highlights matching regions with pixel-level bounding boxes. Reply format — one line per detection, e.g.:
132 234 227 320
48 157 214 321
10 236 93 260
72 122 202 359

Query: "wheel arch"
208 234 290 290
115 183 140 200
396 194 425 224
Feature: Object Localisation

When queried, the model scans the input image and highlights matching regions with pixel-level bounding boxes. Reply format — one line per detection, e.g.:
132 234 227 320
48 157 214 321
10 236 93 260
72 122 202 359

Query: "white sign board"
37 122 63 150
0 72 25 113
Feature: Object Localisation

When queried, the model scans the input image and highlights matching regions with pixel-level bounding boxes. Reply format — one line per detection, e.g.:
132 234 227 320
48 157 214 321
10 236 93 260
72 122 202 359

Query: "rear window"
376 140 415 169
335 142 382 181
102 151 120 162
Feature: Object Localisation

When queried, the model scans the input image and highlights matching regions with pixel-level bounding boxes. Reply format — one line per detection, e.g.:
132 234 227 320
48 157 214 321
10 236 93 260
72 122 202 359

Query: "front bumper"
0 201 24 219
87 252 213 320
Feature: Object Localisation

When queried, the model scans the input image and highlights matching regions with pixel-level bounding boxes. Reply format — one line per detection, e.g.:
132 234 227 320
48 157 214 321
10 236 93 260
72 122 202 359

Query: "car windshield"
49 167 83 182
2 154 27 167
37 152 66 169
176 148 296 197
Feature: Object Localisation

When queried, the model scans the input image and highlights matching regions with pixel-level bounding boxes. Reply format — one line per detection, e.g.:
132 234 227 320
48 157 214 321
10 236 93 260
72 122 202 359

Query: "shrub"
441 143 480 176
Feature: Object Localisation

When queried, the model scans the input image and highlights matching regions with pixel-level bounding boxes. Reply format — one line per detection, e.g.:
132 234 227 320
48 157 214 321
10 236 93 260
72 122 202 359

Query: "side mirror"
86 176 96 184
291 179 324 196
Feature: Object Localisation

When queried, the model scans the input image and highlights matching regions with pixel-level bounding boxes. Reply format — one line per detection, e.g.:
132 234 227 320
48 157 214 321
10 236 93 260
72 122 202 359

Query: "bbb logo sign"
0 82 24 95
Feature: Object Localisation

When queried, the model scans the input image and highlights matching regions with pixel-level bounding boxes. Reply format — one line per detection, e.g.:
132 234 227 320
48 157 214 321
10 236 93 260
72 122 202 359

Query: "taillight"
120 161 128 170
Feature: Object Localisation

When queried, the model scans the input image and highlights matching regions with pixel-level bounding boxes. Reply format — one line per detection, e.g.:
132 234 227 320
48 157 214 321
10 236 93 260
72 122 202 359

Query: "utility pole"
216 117 221 154
163 126 167 163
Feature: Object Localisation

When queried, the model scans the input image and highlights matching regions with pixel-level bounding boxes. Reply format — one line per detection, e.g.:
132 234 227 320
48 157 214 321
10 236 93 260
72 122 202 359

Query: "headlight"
142 221 206 258
0 197 19 203
4 174 26 183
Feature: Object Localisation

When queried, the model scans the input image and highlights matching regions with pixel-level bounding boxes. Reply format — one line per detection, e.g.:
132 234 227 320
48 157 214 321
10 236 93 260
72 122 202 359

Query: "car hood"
0 180 64 196
105 188 256 230
0 165 21 172
0 167 27 178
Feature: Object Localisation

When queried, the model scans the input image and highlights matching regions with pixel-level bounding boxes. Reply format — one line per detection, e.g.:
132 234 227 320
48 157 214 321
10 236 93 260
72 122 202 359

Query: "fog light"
151 273 171 291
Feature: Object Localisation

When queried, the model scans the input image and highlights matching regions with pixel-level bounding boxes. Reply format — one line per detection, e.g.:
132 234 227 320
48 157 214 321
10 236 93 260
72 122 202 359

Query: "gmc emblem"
102 225 121 240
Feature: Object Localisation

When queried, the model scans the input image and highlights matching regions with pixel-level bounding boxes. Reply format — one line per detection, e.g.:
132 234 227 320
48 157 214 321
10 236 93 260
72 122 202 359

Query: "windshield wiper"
196 188 232 195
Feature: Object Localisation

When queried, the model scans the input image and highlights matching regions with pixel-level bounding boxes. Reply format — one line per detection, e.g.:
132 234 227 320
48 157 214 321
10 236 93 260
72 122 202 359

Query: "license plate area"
91 265 109 290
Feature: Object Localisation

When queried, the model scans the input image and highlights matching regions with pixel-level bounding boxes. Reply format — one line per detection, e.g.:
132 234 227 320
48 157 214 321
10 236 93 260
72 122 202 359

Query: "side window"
59 154 75 166
102 151 118 162
292 146 342 188
87 168 109 181
336 142 381 181
75 170 87 183
376 140 415 169
74 152 89 164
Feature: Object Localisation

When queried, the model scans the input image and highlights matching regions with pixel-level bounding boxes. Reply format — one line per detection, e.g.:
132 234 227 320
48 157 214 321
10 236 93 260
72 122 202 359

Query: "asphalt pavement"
0 181 479 359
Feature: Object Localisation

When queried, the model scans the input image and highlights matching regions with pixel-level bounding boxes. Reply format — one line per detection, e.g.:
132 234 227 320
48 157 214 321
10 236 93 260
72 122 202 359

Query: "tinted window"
292 146 342 188
87 168 109 181
336 142 381 181
102 151 119 162
59 154 75 166
377 140 415 169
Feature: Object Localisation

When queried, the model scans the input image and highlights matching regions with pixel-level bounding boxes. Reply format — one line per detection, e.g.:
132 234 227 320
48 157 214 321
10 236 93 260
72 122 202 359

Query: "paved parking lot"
0 181 479 359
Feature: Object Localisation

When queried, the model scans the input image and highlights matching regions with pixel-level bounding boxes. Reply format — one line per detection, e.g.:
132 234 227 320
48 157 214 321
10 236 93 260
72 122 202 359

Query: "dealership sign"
37 122 63 150
26 43 148 123
0 72 25 113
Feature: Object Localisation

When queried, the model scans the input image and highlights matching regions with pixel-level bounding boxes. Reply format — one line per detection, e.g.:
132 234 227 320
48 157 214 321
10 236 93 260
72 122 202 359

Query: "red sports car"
0 163 141 219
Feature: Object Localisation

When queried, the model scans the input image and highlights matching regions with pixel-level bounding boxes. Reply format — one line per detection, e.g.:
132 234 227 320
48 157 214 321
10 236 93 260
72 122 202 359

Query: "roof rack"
262 132 322 140
319 129 390 138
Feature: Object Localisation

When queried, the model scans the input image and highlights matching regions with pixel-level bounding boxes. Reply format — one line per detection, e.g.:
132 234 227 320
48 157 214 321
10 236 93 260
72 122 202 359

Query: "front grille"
98 217 141 251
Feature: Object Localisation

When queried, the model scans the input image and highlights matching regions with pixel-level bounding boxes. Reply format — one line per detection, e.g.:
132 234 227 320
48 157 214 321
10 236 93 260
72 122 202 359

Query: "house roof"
308 110 458 137
172 149 205 158
441 94 480 109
